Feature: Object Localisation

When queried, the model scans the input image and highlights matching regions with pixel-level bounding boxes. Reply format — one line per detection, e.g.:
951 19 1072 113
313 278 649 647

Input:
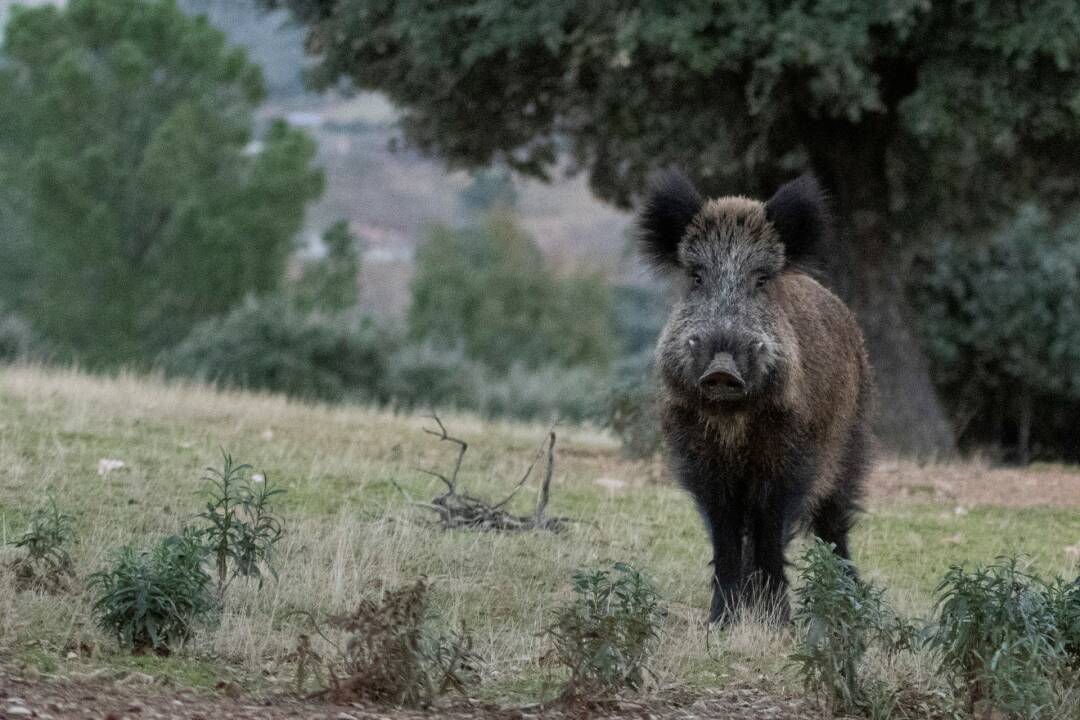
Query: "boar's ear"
765 174 832 265
637 169 703 271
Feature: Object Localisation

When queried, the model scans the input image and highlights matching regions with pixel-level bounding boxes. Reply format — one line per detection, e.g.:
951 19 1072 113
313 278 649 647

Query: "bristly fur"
764 175 832 265
638 170 704 271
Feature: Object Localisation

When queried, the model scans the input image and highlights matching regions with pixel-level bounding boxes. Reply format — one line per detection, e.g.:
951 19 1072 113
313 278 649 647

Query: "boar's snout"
699 352 746 399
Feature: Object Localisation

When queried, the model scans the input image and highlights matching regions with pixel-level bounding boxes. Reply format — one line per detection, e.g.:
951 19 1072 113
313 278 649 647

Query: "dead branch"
405 414 568 532
534 430 556 525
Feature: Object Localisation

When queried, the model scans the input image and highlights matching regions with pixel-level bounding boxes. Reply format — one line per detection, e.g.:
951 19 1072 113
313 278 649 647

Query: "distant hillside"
179 0 635 320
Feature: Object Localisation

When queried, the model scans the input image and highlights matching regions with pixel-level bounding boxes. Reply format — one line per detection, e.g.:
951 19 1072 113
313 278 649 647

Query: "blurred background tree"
265 0 1080 455
408 212 615 373
916 207 1080 464
0 0 323 366
290 220 362 313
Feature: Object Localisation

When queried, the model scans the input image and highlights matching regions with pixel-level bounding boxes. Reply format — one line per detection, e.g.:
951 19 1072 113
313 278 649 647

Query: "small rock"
593 476 627 491
6 705 33 716
117 671 156 686
97 458 126 476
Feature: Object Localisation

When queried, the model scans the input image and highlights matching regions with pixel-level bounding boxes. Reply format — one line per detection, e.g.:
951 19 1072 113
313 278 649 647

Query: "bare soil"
0 668 812 720
868 457 1080 508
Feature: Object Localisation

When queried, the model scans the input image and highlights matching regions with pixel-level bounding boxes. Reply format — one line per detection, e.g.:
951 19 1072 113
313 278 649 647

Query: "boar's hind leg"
810 495 857 563
811 427 868 570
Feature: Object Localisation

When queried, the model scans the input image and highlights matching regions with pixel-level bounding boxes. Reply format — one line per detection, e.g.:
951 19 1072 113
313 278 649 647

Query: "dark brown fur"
639 172 872 622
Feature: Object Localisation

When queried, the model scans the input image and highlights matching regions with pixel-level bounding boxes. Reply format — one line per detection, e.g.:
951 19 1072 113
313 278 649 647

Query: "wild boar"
639 172 872 622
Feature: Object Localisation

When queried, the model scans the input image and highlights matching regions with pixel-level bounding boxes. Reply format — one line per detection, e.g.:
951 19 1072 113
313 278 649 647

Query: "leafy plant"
543 562 667 698
925 557 1067 718
165 297 392 404
8 497 75 591
791 540 912 717
292 577 479 707
1047 577 1080 667
89 530 215 655
195 452 285 597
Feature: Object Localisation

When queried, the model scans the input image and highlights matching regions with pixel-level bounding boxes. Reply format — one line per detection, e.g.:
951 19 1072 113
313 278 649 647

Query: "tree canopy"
266 0 1080 217
0 0 323 366
268 0 1080 454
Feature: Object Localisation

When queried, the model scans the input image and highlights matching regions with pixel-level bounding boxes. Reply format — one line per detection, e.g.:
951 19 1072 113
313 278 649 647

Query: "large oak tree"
268 0 1080 453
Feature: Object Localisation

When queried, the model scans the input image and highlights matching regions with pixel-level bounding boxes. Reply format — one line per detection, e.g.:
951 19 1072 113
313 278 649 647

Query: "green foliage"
604 351 662 459
460 167 517 213
385 343 609 423
90 530 216 655
408 212 615 373
925 557 1070 718
384 343 483 411
269 0 1080 222
0 307 42 363
8 497 75 591
290 220 361 313
1046 578 1080 668
0 0 323 366
194 452 284 597
164 296 391 403
294 578 480 707
791 540 913 717
544 562 666 697
469 364 607 424
915 206 1080 457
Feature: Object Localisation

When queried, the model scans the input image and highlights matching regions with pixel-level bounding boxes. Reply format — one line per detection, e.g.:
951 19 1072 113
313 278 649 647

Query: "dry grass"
1 363 1078 704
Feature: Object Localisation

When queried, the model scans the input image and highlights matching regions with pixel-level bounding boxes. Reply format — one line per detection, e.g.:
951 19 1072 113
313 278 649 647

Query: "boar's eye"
690 270 703 286
754 274 770 290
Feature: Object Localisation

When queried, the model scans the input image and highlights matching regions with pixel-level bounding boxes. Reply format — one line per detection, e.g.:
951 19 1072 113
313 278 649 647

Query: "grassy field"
1 364 1079 708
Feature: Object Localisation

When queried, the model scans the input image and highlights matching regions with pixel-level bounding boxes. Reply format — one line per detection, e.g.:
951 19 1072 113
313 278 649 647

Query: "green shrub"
8 497 75 591
384 343 484 411
385 344 609 423
164 297 393 403
1047 578 1080 667
290 220 361 313
791 540 912 717
604 351 662 459
472 364 608 424
408 213 616 373
544 562 667 698
0 308 41 363
89 531 216 655
195 452 284 597
915 206 1080 462
294 578 479 707
925 557 1067 718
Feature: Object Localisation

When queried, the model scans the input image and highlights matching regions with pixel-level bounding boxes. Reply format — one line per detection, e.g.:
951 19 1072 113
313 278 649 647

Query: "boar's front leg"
746 462 813 624
698 487 748 625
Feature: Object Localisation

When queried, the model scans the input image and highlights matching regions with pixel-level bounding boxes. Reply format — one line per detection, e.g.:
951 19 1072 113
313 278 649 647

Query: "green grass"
1 363 1078 704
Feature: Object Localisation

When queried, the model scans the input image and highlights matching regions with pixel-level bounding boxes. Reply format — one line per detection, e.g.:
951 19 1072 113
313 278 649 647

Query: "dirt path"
0 668 813 720
868 457 1080 508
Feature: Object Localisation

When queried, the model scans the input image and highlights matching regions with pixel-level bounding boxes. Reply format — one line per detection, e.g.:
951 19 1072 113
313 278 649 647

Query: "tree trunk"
809 121 956 457
1016 388 1032 466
